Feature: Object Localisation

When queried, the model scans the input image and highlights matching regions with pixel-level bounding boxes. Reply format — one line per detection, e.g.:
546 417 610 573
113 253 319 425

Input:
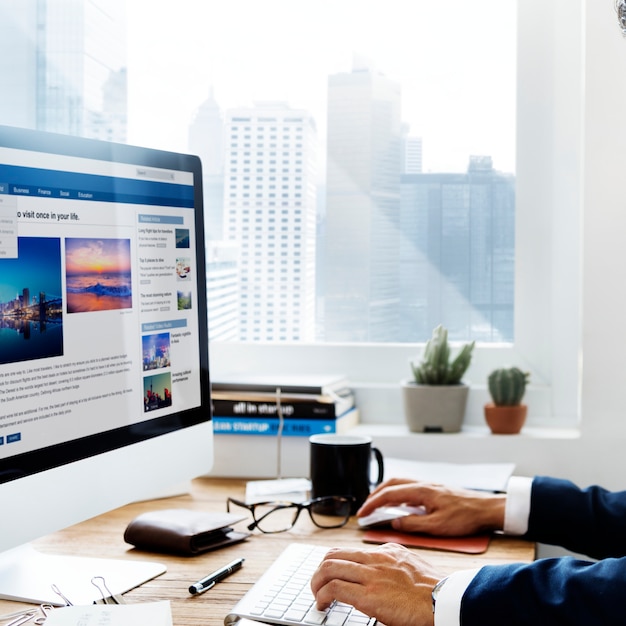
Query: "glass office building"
0 0 126 141
399 157 516 343
223 103 318 342
324 59 403 342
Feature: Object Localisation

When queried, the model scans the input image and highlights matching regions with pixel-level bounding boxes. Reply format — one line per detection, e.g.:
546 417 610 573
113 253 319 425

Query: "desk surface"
0 477 535 625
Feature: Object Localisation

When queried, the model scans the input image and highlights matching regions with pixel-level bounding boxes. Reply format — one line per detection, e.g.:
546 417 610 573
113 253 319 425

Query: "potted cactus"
402 324 475 433
484 367 530 434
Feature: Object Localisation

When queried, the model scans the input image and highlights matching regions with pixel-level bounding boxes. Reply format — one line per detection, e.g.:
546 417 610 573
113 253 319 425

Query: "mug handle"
371 447 384 486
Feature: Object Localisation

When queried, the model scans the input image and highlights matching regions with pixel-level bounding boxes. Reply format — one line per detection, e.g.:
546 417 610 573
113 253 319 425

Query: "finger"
357 485 415 515
367 477 416 498
310 553 369 600
314 578 364 612
390 514 435 534
390 511 461 536
319 546 368 564
357 484 432 517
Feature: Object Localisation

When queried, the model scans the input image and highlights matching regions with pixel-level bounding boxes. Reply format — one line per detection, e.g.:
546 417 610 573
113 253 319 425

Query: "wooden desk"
0 477 535 625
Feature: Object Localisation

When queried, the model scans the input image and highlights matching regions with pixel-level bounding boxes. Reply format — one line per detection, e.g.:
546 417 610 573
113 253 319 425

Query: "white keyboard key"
325 612 349 626
285 609 309 622
304 608 329 624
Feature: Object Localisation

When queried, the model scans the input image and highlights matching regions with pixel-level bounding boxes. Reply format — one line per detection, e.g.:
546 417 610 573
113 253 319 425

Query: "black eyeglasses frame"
226 495 356 533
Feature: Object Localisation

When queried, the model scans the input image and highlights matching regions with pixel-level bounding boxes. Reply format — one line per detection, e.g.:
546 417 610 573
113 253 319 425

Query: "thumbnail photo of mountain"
177 290 192 310
65 238 132 313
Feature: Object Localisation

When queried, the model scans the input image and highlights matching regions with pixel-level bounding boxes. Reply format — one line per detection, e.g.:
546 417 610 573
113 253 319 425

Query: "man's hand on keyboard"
310 543 442 626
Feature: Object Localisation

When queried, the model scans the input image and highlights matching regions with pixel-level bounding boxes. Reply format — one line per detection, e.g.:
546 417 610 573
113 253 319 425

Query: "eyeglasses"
227 495 355 533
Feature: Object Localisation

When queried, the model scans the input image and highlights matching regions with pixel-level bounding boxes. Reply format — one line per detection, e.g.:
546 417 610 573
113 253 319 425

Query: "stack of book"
211 375 358 437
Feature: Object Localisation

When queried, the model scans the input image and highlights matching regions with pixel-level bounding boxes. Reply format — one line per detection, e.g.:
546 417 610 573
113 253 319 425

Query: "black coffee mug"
309 434 384 513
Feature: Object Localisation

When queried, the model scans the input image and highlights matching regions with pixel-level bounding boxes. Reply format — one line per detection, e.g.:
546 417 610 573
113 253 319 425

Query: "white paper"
44 601 172 626
0 545 166 606
383 458 515 493
245 478 311 503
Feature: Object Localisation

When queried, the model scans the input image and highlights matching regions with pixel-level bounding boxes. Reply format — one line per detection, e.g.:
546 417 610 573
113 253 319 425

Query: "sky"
65 238 132 276
125 0 516 174
0 237 61 302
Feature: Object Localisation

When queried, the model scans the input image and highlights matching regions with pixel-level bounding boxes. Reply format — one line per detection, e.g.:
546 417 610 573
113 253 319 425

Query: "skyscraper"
324 58 402 342
401 128 423 174
0 0 127 140
205 241 240 342
223 102 318 342
399 156 516 342
188 87 225 242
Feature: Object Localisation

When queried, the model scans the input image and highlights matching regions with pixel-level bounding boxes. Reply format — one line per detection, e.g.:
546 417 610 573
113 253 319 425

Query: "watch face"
431 576 449 613
617 0 626 36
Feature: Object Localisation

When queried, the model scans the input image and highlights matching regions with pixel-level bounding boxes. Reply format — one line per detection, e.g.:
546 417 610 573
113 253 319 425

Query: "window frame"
210 0 583 430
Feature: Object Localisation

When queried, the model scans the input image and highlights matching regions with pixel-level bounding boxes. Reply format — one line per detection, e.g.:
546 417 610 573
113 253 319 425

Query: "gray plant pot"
401 381 470 433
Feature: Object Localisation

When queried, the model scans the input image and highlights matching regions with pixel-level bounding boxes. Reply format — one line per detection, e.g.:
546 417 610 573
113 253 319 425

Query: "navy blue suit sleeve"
527 476 626 558
461 557 626 625
458 476 626 624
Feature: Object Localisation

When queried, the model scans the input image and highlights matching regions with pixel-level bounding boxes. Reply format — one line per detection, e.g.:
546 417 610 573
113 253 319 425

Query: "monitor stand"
0 544 166 605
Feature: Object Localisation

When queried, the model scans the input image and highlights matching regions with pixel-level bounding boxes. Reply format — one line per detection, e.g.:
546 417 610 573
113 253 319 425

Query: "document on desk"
44 600 172 626
385 458 515 492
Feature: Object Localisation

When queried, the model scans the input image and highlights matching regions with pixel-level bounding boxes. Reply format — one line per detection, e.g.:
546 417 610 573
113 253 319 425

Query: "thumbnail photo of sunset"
65 238 133 313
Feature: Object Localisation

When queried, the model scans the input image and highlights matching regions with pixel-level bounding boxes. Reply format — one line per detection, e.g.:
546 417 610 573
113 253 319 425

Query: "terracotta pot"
484 403 527 434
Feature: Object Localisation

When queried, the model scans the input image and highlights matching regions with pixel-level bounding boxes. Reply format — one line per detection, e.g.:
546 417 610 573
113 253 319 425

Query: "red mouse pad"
362 528 491 554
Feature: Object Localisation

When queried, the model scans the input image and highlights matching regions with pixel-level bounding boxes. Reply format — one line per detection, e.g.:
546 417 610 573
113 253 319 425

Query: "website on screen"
0 147 202 458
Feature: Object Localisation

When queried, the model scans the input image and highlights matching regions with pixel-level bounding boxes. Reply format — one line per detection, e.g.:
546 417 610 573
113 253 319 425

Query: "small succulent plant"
410 325 475 385
488 367 530 406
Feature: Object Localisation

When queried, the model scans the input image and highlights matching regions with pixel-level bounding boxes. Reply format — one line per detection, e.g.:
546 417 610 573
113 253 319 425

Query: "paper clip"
91 576 125 605
3 611 37 626
32 604 54 625
0 609 37 623
51 583 73 606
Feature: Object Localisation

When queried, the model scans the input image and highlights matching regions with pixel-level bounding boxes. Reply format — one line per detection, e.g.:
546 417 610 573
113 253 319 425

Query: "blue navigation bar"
0 163 194 208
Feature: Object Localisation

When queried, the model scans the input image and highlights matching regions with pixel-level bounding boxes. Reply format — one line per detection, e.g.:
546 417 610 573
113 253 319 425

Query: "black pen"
189 557 245 595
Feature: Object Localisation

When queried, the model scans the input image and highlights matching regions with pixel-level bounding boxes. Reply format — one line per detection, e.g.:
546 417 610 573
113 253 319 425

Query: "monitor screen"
0 125 213 604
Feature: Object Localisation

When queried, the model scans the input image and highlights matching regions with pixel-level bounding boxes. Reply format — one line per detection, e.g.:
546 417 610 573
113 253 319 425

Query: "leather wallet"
124 508 250 555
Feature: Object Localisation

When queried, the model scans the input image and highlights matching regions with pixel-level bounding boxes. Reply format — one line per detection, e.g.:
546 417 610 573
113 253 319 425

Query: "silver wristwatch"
431 576 449 613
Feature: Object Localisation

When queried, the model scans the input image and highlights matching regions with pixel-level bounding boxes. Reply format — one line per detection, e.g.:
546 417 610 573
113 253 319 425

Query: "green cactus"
488 367 530 406
411 325 475 385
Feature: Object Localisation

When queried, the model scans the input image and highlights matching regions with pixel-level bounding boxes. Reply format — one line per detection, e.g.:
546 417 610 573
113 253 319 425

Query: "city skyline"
0 238 62 303
0 0 519 344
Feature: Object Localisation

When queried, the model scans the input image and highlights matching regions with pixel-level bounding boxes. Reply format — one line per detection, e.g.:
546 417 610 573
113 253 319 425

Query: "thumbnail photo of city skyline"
0 237 63 366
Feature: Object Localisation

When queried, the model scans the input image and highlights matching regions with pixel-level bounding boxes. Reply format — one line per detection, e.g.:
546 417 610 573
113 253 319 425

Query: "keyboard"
224 543 377 626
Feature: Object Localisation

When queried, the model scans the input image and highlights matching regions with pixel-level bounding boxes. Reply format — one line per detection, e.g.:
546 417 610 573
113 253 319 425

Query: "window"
0 0 587 428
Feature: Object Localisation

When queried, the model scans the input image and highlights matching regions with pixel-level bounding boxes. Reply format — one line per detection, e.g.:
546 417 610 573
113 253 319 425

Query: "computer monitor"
0 125 213 604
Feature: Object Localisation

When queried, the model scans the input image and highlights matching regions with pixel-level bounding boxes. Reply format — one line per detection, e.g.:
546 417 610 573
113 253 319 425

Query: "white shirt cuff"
433 477 533 624
433 568 481 626
503 475 533 535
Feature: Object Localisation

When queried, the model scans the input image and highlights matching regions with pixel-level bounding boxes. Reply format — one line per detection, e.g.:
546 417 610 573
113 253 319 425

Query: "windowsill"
209 421 582 480
350 423 581 440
